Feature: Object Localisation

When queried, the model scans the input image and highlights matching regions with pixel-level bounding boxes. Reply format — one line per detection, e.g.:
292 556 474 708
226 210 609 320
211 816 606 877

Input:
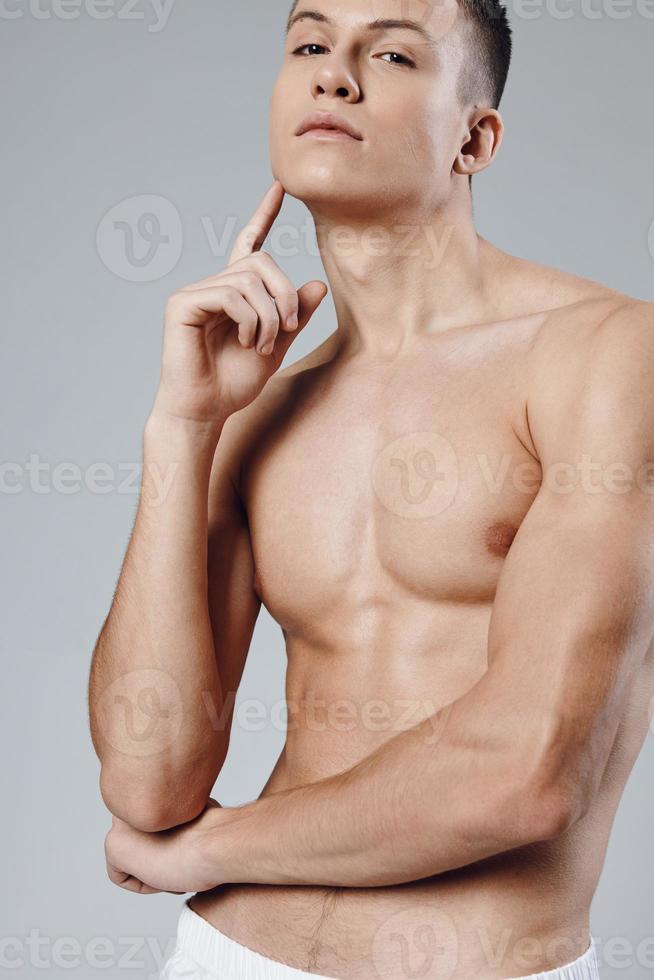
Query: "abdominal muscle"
183 609 645 980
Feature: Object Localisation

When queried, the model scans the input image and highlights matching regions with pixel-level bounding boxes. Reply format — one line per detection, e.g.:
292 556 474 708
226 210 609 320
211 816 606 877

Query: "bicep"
487 481 654 802
486 305 654 813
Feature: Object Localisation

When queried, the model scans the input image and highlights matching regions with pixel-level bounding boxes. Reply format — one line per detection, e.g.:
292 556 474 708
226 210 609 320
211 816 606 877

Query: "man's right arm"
87 407 261 833
88 178 326 835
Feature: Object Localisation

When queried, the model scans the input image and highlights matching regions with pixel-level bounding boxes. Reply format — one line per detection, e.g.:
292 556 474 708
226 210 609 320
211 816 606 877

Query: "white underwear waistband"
160 898 601 980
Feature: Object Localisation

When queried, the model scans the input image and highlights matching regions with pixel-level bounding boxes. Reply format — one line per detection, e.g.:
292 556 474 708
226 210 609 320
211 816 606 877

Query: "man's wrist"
192 802 257 889
146 408 226 442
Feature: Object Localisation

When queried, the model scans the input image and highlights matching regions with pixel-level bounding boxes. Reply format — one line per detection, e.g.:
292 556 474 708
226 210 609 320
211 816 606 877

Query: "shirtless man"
88 1 654 978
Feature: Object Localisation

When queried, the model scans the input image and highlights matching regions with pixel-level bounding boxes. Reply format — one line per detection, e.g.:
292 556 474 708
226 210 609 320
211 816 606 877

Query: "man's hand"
104 799 226 895
152 178 328 426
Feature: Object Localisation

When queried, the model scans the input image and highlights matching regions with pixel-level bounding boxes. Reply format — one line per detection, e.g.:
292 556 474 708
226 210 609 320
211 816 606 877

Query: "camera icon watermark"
371 431 459 520
95 667 183 758
371 906 459 979
96 194 183 282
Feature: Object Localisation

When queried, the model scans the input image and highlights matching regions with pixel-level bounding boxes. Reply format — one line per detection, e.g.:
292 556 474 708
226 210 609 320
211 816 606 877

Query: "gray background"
1 1 653 977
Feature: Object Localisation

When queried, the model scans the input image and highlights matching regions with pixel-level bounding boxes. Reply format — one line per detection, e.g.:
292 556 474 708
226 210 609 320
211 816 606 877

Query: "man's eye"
379 52 415 67
291 45 415 68
292 43 328 56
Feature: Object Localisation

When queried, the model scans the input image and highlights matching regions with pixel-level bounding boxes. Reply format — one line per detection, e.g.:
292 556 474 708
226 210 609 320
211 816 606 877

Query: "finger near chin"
229 182 285 264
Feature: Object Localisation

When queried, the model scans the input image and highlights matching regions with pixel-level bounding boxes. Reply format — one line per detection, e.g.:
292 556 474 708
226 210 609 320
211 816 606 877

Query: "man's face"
269 0 466 216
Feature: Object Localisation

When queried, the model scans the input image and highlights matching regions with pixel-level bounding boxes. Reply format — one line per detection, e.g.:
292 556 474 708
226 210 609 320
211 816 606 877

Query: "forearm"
207 676 555 888
88 406 228 830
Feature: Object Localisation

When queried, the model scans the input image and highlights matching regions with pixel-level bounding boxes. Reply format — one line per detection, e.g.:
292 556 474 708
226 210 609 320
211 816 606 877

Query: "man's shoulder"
530 287 654 368
275 333 338 381
218 333 337 456
235 333 337 424
525 289 654 458
497 246 644 324
488 250 654 412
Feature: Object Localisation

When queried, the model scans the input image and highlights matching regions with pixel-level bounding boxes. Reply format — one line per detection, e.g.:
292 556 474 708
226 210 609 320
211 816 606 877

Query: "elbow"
99 768 211 833
500 710 597 846
514 755 590 845
518 783 580 844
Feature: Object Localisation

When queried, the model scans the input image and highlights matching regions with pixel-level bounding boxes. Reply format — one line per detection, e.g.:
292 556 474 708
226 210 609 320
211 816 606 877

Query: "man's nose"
311 58 361 102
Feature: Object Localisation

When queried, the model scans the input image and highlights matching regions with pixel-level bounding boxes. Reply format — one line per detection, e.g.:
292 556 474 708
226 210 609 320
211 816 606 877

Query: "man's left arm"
199 303 654 887
198 301 654 889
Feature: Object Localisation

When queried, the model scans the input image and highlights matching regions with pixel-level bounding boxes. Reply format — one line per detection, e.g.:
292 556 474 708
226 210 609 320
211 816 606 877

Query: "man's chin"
280 172 382 215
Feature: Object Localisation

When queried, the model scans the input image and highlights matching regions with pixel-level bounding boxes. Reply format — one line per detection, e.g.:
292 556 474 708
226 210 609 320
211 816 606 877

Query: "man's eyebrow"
285 9 438 48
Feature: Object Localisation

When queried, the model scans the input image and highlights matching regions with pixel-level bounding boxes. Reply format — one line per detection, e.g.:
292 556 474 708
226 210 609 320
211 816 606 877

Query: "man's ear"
453 108 504 178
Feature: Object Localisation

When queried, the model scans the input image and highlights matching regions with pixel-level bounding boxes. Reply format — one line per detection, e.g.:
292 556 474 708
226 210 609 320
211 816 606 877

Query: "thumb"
297 280 329 329
274 280 329 359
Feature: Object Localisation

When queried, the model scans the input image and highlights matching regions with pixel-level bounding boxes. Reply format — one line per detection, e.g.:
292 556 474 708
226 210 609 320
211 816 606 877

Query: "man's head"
269 0 511 216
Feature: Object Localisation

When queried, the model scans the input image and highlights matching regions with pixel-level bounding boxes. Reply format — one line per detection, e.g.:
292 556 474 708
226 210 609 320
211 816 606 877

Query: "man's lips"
299 128 359 140
295 111 363 141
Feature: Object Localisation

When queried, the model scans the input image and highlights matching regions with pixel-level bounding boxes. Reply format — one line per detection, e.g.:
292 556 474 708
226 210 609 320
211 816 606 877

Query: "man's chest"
240 339 542 633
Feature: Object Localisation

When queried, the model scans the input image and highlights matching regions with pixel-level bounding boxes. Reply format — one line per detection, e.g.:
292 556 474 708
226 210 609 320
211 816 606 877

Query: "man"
88 1 654 978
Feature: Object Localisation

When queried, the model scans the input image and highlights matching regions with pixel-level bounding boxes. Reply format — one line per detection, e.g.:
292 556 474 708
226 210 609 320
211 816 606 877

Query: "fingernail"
286 313 298 330
261 342 274 355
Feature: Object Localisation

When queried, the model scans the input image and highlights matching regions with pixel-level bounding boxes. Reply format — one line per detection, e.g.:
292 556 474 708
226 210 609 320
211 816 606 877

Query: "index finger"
228 179 285 265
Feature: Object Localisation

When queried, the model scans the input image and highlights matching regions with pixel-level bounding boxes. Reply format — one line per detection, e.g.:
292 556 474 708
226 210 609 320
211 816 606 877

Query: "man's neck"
307 193 507 359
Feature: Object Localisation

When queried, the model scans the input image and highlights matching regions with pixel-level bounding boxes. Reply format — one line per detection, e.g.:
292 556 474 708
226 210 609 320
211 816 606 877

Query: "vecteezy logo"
96 668 183 758
96 194 183 282
371 431 459 519
371 906 459 979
